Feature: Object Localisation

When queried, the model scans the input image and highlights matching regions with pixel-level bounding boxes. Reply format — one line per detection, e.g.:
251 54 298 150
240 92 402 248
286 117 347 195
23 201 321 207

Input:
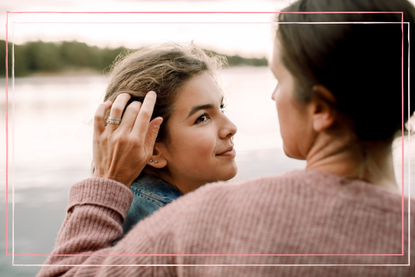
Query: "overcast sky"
1 0 292 58
2 0 414 58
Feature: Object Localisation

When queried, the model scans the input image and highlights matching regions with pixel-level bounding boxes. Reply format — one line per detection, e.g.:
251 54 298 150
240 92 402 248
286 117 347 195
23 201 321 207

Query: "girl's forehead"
171 73 223 116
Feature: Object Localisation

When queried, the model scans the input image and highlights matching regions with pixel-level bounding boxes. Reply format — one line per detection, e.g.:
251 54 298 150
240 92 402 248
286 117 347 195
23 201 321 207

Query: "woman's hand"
93 91 163 187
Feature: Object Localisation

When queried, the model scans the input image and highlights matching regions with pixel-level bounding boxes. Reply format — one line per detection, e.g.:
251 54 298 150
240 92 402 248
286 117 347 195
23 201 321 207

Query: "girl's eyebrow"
186 104 214 119
186 97 224 119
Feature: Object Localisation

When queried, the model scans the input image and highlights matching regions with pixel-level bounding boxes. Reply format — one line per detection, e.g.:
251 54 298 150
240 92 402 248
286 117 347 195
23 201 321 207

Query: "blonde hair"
104 43 226 181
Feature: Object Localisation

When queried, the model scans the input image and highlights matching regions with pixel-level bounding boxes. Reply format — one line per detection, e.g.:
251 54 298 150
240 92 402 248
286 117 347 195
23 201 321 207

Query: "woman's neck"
305 130 399 193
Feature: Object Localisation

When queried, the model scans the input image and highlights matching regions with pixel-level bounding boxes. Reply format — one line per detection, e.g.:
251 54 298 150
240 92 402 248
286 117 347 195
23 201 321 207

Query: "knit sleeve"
35 177 154 277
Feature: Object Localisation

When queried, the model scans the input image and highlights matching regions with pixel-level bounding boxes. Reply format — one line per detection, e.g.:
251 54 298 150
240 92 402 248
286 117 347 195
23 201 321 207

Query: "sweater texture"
37 170 414 276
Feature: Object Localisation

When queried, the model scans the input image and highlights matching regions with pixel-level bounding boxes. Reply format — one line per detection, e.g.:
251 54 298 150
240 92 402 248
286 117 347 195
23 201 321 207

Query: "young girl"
102 44 238 236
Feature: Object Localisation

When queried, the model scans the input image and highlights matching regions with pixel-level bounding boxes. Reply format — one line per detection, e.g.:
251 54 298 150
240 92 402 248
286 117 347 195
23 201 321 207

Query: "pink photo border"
4 11 410 266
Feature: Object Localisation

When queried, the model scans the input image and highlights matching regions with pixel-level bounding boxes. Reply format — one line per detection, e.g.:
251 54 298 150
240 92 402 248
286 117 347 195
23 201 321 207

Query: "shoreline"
0 65 270 79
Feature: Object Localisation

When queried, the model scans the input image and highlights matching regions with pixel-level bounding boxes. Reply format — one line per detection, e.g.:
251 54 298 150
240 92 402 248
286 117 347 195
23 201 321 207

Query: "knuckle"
113 134 126 144
150 129 159 139
94 112 102 121
131 140 141 148
140 110 151 119
111 106 123 115
127 102 141 112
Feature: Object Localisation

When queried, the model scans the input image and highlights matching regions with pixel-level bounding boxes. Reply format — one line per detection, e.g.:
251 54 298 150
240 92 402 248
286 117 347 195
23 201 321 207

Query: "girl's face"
156 72 238 193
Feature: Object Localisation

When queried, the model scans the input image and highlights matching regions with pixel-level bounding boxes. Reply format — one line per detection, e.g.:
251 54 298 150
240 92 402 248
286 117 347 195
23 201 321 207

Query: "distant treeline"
0 40 268 77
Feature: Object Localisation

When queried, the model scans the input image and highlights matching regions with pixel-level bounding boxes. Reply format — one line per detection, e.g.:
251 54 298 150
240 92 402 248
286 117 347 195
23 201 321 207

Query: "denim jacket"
122 173 183 236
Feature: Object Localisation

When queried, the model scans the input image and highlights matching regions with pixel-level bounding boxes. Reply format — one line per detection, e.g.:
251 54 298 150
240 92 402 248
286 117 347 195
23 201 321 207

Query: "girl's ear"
147 143 167 169
311 85 336 132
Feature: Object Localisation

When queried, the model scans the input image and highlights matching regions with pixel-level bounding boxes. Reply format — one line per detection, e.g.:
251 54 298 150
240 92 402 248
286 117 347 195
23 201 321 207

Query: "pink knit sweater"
37 170 414 276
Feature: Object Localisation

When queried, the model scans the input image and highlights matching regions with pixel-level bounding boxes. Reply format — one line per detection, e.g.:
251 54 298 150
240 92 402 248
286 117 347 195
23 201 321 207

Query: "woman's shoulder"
194 169 327 196
182 169 414 216
173 170 311 212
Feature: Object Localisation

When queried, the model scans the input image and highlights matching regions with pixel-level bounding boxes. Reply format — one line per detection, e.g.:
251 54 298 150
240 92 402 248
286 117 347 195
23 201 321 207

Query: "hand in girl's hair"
93 91 163 187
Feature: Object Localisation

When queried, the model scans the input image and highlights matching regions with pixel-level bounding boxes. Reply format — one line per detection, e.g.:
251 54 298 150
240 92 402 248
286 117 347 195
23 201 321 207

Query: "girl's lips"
216 148 236 158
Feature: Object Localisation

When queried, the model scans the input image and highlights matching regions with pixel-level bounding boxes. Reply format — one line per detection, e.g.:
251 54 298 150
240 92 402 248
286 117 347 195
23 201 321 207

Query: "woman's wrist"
92 171 137 188
69 177 134 218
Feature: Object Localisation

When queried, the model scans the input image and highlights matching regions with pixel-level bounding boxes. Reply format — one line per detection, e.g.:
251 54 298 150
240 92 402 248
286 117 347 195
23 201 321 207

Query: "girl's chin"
219 164 238 181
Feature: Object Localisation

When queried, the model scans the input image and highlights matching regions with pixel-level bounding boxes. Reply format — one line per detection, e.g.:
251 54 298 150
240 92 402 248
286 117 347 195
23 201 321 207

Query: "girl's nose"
219 115 237 139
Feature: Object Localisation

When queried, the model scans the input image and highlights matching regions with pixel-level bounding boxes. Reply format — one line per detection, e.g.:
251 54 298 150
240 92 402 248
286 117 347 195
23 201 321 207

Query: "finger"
132 91 157 140
116 101 142 133
106 93 131 131
94 101 112 137
145 117 163 150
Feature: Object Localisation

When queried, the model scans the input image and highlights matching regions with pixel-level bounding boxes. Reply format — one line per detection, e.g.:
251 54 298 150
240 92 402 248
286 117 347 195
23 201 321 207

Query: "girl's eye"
194 113 210 124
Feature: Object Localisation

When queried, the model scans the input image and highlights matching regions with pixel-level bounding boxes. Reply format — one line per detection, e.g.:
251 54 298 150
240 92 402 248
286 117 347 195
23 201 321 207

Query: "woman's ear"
311 85 336 132
147 143 167 169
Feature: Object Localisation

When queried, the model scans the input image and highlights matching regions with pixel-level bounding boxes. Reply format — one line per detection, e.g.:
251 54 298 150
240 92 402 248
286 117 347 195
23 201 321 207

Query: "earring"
155 160 158 163
150 159 153 162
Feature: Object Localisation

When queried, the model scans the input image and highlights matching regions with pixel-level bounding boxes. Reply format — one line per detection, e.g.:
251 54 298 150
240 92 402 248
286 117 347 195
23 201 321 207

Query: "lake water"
1 66 414 275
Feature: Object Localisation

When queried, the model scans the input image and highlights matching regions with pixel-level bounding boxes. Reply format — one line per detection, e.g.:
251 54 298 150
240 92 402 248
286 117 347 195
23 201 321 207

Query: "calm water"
1 67 414 275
